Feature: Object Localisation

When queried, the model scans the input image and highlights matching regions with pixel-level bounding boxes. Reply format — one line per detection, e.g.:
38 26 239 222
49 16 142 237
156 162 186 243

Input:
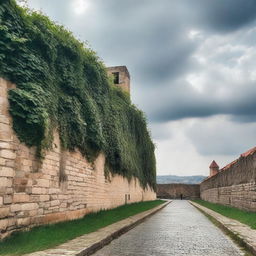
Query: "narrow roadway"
92 200 244 256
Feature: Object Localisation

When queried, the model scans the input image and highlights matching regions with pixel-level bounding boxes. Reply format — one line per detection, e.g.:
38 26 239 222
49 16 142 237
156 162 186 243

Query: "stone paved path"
92 200 244 256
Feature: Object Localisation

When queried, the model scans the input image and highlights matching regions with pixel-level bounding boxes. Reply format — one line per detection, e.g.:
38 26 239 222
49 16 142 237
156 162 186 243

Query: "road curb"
77 200 171 256
189 201 256 256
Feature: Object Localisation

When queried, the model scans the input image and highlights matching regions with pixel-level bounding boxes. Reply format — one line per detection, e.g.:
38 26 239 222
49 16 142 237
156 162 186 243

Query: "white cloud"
154 118 238 176
188 29 203 40
72 0 90 15
186 73 205 93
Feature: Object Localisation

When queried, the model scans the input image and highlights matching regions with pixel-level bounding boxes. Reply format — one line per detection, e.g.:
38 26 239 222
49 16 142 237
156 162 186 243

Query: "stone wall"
156 184 200 199
0 78 156 239
200 152 256 211
107 66 130 94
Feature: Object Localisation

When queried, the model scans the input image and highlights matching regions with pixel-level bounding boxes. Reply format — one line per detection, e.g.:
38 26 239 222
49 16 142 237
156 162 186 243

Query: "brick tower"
107 66 130 94
209 160 219 177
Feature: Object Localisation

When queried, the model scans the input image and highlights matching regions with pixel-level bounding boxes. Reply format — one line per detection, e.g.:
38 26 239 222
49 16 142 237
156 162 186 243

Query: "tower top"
209 160 219 168
209 160 219 177
107 66 130 94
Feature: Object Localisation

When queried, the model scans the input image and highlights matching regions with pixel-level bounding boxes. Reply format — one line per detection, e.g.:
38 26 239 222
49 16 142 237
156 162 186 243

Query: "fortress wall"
200 153 256 211
156 184 200 199
0 78 156 239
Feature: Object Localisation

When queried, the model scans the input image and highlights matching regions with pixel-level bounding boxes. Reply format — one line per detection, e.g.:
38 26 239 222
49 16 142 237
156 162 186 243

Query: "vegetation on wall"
0 0 156 189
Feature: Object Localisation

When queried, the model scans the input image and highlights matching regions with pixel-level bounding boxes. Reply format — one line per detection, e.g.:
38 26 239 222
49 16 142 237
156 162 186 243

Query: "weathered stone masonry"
156 184 200 199
200 150 256 211
0 78 156 238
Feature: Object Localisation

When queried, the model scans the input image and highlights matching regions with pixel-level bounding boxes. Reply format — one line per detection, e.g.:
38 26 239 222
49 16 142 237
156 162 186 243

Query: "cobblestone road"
92 200 244 256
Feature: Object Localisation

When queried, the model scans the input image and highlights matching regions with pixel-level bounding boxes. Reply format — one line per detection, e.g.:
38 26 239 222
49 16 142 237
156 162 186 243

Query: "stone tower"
107 66 130 94
209 160 219 177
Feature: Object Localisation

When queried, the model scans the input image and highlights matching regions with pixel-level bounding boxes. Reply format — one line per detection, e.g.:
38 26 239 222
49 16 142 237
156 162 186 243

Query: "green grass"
193 200 256 229
0 200 164 256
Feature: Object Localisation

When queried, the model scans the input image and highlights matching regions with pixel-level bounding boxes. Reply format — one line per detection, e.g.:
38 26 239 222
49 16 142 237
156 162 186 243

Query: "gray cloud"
192 0 256 32
145 82 256 122
230 115 256 123
186 116 256 156
27 0 256 121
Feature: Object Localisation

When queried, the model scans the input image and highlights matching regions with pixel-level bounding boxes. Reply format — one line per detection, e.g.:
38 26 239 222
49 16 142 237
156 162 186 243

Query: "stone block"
3 195 12 204
13 193 30 203
0 130 12 141
36 179 50 188
5 187 13 194
0 218 8 230
49 188 59 194
13 178 28 186
39 195 50 202
10 204 21 212
0 166 14 177
58 194 68 200
17 217 30 227
27 179 32 186
0 157 5 166
0 123 11 133
50 195 58 200
7 218 16 229
30 195 39 201
0 150 16 159
5 160 15 168
26 187 32 194
0 141 14 150
21 203 39 211
31 187 41 194
14 185 26 193
17 211 26 217
60 203 67 209
23 159 32 166
32 187 47 194
14 171 25 178
0 207 9 218
20 165 31 172
50 200 60 207
11 202 39 213
0 114 9 125
0 177 12 187
38 208 44 215
29 210 38 217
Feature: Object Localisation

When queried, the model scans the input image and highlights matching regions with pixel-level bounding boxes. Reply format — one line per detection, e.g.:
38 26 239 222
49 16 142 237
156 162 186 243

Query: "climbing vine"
0 0 156 189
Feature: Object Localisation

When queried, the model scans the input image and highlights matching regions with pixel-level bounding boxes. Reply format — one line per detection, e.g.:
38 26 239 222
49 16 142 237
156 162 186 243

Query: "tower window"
112 72 119 84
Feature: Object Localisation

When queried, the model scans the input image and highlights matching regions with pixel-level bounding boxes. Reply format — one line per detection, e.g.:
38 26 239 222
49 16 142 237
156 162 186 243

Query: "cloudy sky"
23 0 256 176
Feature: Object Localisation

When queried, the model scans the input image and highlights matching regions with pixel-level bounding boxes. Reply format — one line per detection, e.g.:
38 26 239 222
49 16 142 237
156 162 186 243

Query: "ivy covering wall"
0 0 156 189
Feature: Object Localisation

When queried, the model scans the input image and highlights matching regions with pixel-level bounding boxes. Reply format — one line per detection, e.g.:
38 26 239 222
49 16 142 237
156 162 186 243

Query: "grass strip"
193 200 256 229
0 200 164 256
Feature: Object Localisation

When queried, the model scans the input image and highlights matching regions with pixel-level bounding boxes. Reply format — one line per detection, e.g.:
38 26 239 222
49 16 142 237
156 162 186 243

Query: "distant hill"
157 175 206 184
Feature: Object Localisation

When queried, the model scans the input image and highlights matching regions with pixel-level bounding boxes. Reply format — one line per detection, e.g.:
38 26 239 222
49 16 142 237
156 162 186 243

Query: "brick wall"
200 153 256 211
0 78 156 238
156 184 200 199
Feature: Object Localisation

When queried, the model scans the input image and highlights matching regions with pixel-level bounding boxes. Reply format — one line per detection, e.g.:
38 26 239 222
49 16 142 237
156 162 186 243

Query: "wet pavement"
92 200 244 256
